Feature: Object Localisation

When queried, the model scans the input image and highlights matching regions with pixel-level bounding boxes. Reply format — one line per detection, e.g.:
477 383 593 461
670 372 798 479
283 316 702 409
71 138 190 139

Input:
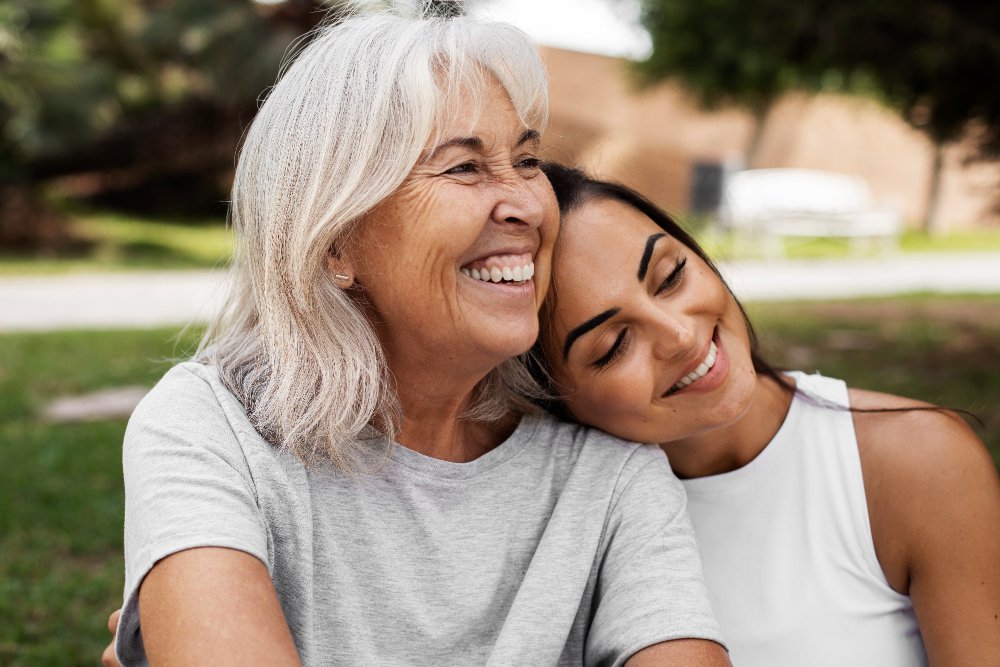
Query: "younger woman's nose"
650 311 698 361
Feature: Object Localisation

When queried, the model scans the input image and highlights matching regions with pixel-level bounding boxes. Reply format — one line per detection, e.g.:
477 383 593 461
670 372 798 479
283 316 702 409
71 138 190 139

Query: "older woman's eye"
592 329 629 370
444 162 479 175
655 257 687 296
516 156 542 170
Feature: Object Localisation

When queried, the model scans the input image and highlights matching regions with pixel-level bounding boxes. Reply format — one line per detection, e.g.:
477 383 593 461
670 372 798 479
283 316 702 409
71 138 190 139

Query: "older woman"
528 163 1000 666
112 7 729 666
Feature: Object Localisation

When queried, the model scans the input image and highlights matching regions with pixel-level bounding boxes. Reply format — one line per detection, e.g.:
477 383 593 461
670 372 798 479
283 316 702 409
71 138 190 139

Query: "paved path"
2 252 999 332
0 271 225 332
721 252 1000 302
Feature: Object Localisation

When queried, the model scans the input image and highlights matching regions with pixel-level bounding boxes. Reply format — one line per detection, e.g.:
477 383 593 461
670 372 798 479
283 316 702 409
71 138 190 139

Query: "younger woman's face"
542 197 758 445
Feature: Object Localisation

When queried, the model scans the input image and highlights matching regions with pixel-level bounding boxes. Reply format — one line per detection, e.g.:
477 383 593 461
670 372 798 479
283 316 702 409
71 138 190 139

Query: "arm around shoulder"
852 392 1000 666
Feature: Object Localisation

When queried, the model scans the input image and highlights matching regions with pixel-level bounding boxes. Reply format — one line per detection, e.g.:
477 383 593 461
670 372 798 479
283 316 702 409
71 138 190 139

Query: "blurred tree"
0 0 81 248
1 0 478 250
1 0 339 248
0 1 340 248
634 0 1000 233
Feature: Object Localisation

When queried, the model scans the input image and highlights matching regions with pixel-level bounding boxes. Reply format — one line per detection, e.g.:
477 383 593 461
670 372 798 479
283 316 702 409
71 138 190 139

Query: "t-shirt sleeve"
115 364 269 665
586 447 724 666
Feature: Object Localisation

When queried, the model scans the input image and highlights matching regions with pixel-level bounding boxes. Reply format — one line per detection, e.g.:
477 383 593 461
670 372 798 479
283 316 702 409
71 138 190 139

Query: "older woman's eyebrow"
424 129 540 164
517 128 541 146
638 233 667 281
563 307 621 360
426 136 484 162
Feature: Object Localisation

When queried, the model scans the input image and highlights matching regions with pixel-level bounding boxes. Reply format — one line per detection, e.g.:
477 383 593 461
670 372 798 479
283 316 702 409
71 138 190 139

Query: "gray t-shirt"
117 362 722 666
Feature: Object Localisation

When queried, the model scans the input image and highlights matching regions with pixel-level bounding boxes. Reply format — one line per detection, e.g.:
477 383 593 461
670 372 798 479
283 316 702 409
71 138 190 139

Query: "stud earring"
335 274 350 281
334 272 354 288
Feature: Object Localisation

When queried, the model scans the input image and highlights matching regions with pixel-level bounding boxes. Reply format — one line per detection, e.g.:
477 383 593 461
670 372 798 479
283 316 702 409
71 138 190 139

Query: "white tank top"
680 372 928 666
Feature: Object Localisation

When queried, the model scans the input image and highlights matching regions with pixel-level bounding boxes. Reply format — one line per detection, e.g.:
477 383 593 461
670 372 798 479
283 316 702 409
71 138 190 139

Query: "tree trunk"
923 141 945 236
744 101 773 169
0 184 71 251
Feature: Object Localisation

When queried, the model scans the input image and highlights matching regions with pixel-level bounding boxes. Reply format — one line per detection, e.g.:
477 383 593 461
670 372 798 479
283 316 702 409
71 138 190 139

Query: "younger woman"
530 163 1000 667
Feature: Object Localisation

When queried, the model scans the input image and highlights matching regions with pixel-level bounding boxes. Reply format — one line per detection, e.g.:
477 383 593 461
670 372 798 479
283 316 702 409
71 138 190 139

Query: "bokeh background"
1 0 998 662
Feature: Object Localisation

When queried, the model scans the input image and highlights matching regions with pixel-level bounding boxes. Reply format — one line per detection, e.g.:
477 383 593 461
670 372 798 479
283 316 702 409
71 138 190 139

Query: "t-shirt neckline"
388 412 541 480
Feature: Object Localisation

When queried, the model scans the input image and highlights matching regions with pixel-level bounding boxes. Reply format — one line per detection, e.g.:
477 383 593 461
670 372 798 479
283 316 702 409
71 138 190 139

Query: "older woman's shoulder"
125 361 259 460
531 411 672 480
131 361 238 416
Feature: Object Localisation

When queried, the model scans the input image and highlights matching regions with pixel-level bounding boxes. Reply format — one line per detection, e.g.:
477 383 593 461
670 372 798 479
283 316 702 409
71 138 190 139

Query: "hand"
101 608 122 667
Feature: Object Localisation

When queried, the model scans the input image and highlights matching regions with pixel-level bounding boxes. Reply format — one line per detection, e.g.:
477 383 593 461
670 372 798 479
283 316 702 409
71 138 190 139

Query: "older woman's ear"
326 246 355 289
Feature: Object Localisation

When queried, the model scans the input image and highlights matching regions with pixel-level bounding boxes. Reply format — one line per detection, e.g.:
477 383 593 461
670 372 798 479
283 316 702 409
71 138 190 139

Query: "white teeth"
671 341 719 392
462 261 536 284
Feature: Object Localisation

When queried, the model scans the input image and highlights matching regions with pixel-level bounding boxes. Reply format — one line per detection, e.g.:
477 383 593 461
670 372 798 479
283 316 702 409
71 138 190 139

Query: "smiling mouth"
664 339 719 396
460 253 535 284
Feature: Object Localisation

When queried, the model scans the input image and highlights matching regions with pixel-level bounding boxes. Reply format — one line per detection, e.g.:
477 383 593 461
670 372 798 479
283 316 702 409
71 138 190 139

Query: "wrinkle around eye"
516 156 542 170
441 160 480 175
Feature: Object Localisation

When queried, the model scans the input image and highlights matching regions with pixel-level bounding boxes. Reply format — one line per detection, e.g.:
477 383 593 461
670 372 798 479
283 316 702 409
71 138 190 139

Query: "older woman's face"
347 79 558 376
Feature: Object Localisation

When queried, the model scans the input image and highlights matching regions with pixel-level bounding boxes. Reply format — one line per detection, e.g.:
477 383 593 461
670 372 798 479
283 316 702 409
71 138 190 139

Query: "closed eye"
444 161 479 175
655 257 687 295
516 156 542 170
593 329 628 370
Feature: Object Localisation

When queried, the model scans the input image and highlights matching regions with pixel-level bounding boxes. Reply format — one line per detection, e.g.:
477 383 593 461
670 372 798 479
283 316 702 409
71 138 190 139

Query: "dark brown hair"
527 162 978 425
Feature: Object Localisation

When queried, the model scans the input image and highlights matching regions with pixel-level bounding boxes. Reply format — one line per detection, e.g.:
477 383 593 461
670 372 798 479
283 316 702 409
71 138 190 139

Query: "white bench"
718 168 903 257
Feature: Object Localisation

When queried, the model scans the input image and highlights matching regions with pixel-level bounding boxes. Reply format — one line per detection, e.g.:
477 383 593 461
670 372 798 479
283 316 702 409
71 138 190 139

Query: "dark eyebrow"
563 307 621 361
638 233 666 282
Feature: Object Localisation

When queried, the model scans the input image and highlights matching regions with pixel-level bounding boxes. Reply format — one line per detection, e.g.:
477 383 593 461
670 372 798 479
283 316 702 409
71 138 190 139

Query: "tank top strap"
782 371 891 588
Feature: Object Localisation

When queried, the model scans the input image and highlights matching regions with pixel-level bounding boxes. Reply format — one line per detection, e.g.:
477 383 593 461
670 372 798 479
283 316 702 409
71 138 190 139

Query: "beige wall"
539 46 999 230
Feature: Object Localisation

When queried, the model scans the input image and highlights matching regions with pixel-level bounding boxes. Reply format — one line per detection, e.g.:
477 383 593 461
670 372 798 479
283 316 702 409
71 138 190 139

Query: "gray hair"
196 3 549 471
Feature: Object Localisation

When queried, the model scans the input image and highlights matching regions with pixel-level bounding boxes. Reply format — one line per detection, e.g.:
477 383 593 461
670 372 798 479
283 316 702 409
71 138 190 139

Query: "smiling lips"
461 253 535 284
670 340 719 393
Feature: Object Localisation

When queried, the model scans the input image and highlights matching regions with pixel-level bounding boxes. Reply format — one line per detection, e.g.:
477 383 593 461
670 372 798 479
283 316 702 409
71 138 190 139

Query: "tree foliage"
635 0 1000 163
0 0 478 248
0 0 336 247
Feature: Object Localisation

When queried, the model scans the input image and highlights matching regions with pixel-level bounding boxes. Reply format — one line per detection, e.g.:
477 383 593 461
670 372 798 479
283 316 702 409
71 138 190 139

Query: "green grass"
1 298 998 661
0 212 232 275
0 327 202 666
749 296 1000 468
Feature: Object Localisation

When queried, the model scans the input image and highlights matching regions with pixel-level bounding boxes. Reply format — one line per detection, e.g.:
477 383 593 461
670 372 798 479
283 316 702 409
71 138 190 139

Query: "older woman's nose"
491 180 548 230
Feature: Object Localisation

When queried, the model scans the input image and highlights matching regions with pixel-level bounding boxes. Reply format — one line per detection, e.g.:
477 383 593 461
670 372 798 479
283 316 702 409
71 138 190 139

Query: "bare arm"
626 638 732 666
138 547 301 667
853 390 1000 666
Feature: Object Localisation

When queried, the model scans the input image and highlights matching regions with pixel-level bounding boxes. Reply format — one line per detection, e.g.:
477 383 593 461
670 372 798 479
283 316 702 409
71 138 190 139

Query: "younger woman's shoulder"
847 386 989 473
848 386 1000 592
